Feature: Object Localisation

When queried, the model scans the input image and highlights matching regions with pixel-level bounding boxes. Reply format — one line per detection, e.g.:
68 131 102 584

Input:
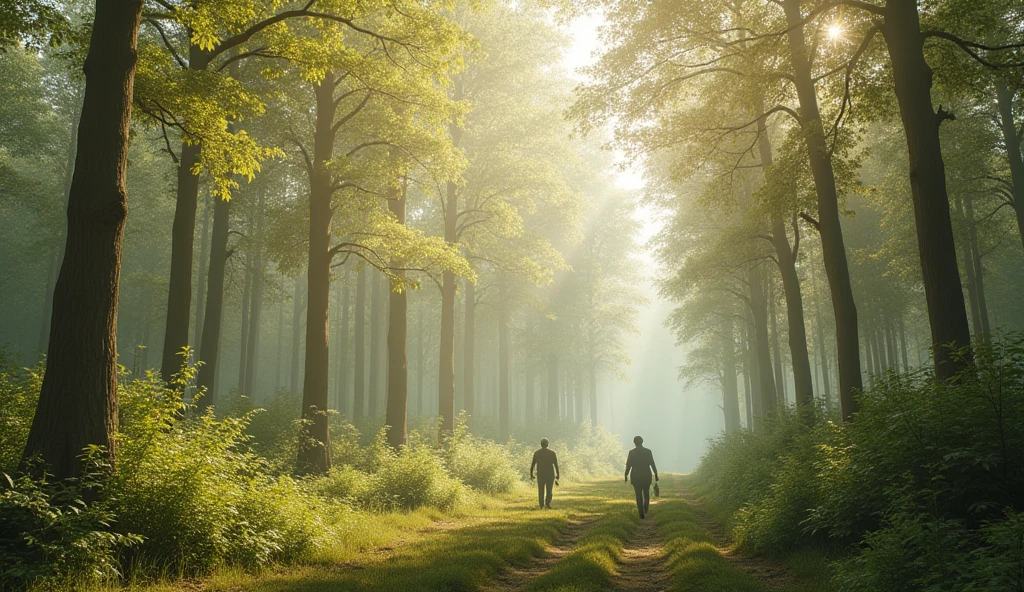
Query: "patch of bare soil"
611 500 671 592
487 514 601 592
679 487 796 588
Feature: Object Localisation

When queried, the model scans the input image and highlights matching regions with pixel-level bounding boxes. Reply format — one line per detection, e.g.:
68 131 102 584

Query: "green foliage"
445 416 518 494
0 456 139 590
696 336 1024 590
110 370 342 575
0 353 40 474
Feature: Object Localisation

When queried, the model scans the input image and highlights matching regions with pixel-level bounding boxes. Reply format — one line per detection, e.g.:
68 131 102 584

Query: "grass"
64 476 839 592
525 481 639 592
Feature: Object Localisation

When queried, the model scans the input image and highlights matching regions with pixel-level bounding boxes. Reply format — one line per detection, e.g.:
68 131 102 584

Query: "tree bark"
964 195 991 340
463 278 476 416
336 271 351 413
192 194 211 358
196 195 230 409
498 294 510 441
769 288 786 406
369 271 383 418
994 80 1024 252
289 275 303 395
298 74 338 474
782 0 862 419
881 0 972 378
353 268 366 419
21 0 143 478
721 316 742 433
242 218 264 398
748 265 777 420
159 45 212 383
237 246 253 395
416 298 424 417
386 180 409 448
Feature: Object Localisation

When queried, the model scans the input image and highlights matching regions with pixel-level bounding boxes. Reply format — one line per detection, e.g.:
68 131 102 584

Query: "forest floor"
151 476 830 592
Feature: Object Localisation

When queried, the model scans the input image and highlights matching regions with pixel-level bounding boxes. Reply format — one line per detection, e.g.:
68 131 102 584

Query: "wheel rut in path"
679 486 796 588
610 500 671 592
487 513 600 592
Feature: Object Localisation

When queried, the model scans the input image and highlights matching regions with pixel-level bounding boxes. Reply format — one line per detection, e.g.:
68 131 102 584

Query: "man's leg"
544 479 553 507
632 483 644 516
537 480 545 508
643 484 651 513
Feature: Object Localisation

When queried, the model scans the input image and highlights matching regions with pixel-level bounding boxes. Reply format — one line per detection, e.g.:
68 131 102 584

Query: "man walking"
624 436 658 518
530 438 560 509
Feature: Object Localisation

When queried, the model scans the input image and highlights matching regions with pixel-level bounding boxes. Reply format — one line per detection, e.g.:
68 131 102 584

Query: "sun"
827 23 844 41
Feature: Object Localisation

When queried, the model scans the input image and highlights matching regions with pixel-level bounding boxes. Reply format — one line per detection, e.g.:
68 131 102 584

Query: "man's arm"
650 451 659 481
624 450 633 482
530 451 537 480
554 453 560 480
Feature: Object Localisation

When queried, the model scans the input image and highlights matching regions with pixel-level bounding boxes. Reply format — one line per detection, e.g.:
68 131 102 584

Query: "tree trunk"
289 275 303 395
783 0 862 419
416 298 424 417
994 80 1024 252
438 80 463 436
463 278 476 416
498 294 510 441
525 320 536 425
721 317 741 433
898 316 911 370
275 300 284 390
748 265 777 419
386 181 409 449
237 247 253 395
369 271 382 417
354 268 367 419
192 195 212 358
196 196 230 409
159 46 212 382
242 227 264 398
336 272 351 413
21 0 143 478
298 74 338 474
741 320 754 429
882 0 972 378
769 290 786 406
964 195 991 340
957 198 984 338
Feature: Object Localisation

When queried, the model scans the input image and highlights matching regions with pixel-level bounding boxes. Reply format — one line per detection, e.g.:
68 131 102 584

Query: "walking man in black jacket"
624 436 658 518
530 438 560 509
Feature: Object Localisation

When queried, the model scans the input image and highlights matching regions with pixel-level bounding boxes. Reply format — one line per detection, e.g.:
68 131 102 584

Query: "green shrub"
0 456 139 589
110 368 338 575
360 438 467 513
0 354 40 474
445 418 518 494
695 336 1024 590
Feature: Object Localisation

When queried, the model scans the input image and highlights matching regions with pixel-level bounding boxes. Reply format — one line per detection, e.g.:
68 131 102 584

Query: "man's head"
540 438 549 448
633 436 643 447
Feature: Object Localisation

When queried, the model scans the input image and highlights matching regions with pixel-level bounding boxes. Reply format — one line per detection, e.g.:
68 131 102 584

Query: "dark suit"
531 448 559 508
624 446 658 515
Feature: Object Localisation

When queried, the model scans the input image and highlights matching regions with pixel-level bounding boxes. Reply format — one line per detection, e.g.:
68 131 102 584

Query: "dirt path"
486 514 601 592
679 486 796 588
610 500 671 591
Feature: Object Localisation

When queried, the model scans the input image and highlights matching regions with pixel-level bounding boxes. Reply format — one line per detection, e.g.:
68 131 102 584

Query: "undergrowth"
695 336 1024 591
0 354 624 590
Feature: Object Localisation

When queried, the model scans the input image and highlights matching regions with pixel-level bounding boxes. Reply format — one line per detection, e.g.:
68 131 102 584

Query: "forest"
3 0 1024 591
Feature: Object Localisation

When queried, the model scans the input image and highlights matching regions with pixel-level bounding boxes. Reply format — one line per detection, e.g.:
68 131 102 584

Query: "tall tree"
22 0 144 478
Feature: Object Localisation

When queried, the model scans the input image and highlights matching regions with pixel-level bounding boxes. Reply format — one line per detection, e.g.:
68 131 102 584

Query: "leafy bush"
0 353 40 474
109 368 340 575
0 456 139 589
444 418 518 494
695 337 1024 590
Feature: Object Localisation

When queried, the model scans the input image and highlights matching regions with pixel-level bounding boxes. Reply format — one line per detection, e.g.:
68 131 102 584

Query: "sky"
559 15 726 472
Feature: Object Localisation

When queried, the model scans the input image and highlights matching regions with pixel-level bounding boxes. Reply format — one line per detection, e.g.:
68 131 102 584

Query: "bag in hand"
653 483 660 498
